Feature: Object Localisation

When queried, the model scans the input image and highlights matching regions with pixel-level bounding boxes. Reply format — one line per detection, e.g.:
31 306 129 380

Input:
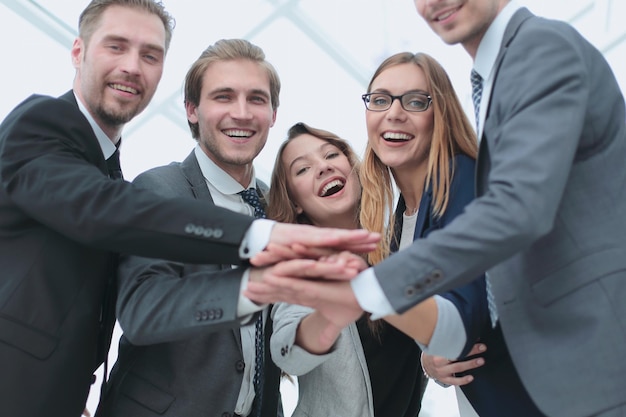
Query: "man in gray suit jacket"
96 39 283 417
248 1 626 416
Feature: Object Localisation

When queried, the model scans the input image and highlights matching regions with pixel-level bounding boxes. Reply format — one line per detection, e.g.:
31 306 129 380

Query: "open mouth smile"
319 178 346 197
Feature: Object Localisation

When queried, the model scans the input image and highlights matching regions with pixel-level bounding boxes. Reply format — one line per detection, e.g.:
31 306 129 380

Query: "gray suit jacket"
96 151 280 417
270 303 374 417
374 8 626 417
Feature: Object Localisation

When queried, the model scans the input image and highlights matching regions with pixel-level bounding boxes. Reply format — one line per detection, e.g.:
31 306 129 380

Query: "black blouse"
356 315 427 417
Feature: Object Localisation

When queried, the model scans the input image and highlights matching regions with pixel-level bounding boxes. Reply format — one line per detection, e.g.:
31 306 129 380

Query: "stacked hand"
259 223 380 265
421 343 486 386
247 250 369 351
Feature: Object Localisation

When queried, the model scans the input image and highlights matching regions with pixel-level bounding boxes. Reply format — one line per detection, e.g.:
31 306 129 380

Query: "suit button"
201 310 209 320
431 269 443 281
235 360 245 372
195 311 203 321
208 310 216 320
214 229 224 238
404 286 415 297
216 309 223 319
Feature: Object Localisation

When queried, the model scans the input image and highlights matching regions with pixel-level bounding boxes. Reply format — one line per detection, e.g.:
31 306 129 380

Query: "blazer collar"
181 151 214 202
492 8 533 81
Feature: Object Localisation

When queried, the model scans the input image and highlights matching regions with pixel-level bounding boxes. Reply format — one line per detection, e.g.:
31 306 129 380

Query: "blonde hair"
360 52 477 265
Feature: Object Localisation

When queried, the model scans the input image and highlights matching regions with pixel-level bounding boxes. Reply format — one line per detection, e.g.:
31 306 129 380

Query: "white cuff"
350 268 395 319
418 295 466 359
237 268 267 320
239 219 275 259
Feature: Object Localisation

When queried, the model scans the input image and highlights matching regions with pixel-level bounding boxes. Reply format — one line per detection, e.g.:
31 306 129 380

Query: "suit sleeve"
373 22 596 313
0 95 254 265
115 167 249 344
270 302 340 375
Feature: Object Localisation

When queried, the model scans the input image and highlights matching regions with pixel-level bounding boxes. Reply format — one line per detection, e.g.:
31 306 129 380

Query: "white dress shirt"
193 145 266 416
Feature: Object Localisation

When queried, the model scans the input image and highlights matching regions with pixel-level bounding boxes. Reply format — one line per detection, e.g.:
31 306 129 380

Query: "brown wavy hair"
268 122 361 225
360 52 478 265
79 0 175 51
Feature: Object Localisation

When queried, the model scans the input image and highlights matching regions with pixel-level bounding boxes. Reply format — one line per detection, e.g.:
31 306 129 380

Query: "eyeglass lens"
364 93 430 112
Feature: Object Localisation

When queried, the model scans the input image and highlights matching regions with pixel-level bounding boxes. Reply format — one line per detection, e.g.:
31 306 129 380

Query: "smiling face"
186 59 277 184
366 62 434 177
413 0 508 57
72 5 166 139
282 134 361 229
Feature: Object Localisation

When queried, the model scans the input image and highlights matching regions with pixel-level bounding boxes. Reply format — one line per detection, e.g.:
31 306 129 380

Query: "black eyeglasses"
361 92 432 112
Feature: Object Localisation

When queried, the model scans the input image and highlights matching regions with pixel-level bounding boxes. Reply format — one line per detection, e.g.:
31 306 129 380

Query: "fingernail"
476 358 484 365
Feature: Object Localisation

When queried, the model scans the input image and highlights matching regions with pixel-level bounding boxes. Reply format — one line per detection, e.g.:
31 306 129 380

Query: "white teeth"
223 129 252 138
320 179 344 196
383 132 412 140
437 11 453 20
110 84 138 94
436 8 458 21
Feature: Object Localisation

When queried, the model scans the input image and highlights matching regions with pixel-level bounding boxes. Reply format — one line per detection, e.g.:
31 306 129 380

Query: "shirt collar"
473 0 522 80
193 145 256 194
73 91 120 159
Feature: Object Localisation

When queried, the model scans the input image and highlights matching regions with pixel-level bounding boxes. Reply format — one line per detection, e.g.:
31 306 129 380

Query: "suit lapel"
477 8 533 197
180 151 243 346
60 90 109 175
180 151 214 202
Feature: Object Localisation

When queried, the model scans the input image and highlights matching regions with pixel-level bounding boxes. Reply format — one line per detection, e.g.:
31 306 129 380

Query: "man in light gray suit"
247 1 626 416
96 39 283 417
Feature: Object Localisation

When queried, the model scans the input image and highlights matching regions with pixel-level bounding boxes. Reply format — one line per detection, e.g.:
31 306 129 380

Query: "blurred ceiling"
1 0 624 181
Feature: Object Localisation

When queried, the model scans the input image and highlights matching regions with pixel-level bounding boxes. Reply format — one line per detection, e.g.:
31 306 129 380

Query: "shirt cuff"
237 268 267 320
239 219 275 259
350 268 395 319
418 295 466 359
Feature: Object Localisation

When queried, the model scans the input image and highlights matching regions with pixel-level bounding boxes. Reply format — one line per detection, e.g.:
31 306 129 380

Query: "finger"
250 251 285 266
445 357 485 375
271 259 358 281
291 243 337 259
467 343 487 356
438 374 475 386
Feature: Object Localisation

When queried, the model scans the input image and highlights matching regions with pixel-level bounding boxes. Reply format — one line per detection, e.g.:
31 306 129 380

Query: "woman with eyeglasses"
359 51 484 417
358 52 545 417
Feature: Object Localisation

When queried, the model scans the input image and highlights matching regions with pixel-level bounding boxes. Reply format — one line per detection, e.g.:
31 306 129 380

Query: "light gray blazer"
374 8 626 417
97 151 281 417
270 303 375 417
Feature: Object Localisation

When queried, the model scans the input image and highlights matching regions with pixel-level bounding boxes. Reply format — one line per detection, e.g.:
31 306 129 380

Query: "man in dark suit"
247 1 626 416
0 2 378 417
96 38 282 417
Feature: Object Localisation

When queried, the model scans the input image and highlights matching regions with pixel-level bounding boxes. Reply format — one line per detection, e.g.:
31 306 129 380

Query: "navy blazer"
393 154 543 416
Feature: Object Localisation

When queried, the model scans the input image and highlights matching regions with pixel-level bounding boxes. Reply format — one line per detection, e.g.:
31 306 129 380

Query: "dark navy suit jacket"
393 154 544 417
